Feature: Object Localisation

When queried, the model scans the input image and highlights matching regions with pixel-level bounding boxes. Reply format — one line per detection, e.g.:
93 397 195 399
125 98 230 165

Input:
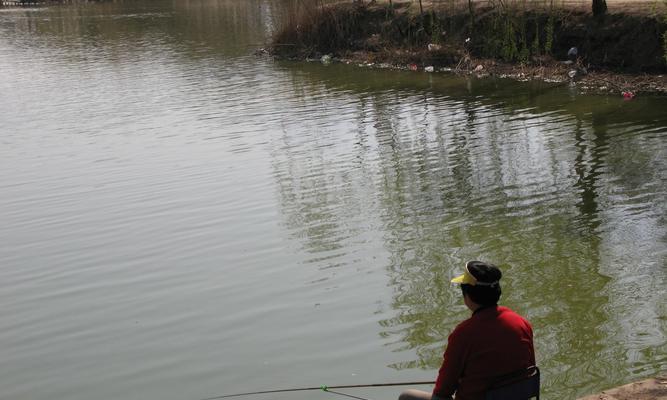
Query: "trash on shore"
270 1 667 96
306 50 665 97
567 47 578 62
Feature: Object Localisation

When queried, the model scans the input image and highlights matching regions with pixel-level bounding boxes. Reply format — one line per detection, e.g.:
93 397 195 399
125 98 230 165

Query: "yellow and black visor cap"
451 262 498 286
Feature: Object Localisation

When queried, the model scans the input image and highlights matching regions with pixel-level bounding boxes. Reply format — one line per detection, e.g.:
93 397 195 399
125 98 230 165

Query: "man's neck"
472 304 497 315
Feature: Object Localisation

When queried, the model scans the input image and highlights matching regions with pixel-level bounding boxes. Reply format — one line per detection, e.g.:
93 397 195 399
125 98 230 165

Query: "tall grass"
459 0 563 61
664 0 667 64
272 0 564 61
272 0 371 57
271 0 666 71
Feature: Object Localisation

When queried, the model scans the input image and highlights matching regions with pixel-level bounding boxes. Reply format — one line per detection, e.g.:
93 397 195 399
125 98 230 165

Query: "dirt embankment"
270 0 667 96
577 373 667 400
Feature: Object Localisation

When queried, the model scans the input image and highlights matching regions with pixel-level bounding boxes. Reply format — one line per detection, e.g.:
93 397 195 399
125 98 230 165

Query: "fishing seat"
484 366 540 400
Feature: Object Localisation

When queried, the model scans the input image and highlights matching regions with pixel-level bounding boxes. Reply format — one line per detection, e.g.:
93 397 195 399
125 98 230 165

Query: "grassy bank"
270 0 667 93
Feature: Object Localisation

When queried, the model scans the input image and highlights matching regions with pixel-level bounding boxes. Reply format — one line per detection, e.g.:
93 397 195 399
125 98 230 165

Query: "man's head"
451 261 502 308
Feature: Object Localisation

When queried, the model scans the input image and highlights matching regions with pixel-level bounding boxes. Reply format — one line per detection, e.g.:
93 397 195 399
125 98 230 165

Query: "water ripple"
2 3 667 400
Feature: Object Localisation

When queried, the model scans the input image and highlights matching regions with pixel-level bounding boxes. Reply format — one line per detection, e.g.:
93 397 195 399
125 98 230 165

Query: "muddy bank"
577 372 667 400
269 1 667 95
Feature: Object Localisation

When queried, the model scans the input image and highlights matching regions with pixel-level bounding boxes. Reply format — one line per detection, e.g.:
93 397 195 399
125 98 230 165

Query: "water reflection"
0 0 308 57
274 62 667 398
1 1 666 399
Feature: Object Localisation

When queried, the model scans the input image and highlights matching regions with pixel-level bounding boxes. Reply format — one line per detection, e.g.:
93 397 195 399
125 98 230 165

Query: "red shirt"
433 305 535 400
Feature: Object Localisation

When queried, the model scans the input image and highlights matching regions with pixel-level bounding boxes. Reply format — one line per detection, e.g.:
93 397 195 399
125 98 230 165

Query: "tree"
592 0 607 17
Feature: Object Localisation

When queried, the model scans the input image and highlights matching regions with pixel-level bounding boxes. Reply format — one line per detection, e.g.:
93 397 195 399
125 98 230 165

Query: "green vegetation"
664 0 667 63
544 10 555 54
271 0 667 73
476 4 555 63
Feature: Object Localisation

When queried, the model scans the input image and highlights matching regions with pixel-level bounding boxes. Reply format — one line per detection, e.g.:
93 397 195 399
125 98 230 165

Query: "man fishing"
399 261 535 400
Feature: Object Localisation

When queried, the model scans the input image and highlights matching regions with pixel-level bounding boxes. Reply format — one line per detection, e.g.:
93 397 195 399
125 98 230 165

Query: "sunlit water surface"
1 1 666 399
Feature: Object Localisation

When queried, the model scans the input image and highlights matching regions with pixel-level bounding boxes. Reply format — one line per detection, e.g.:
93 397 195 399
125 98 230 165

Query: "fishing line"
201 380 435 400
323 388 372 400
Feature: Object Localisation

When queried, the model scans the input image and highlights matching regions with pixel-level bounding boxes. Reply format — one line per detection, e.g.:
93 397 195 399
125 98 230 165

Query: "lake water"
1 1 666 399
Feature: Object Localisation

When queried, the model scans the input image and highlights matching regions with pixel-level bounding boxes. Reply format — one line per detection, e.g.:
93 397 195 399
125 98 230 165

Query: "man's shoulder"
451 314 477 335
497 305 526 317
497 306 533 327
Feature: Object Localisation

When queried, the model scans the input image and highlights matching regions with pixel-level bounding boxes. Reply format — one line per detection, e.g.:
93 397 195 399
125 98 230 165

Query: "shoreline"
290 52 667 97
577 372 667 400
347 54 666 97
270 1 667 97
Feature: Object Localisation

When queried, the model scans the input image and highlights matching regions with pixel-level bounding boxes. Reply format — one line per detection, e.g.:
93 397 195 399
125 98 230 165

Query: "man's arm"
432 326 467 399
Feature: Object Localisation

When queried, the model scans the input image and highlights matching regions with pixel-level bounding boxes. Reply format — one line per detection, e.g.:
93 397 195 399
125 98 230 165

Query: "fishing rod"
201 380 436 400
